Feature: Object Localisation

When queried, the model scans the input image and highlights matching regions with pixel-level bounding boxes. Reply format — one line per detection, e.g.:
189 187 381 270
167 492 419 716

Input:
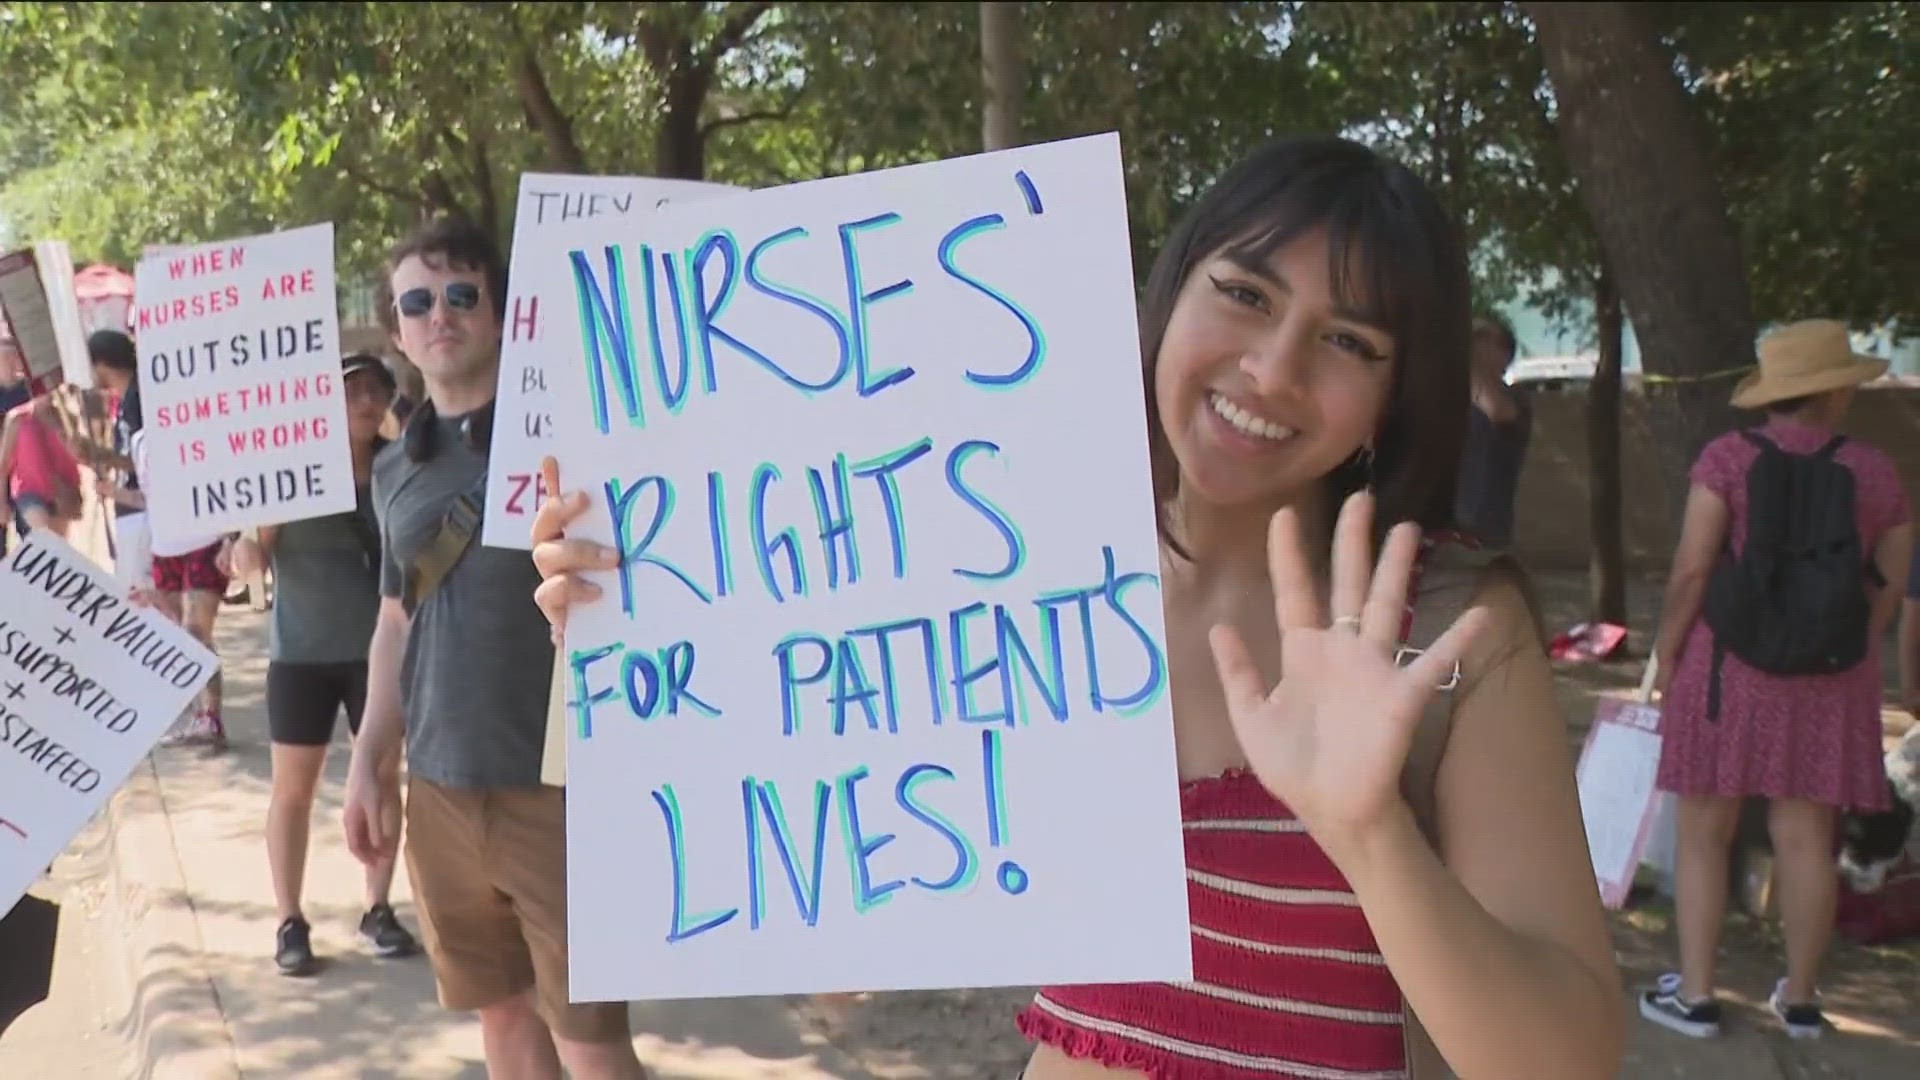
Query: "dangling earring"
1350 442 1376 490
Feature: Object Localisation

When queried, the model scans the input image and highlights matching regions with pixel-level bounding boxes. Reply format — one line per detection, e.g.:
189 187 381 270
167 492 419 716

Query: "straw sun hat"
1730 319 1889 410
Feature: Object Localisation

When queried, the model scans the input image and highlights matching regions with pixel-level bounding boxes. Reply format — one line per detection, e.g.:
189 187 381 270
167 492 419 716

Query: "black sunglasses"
395 282 482 319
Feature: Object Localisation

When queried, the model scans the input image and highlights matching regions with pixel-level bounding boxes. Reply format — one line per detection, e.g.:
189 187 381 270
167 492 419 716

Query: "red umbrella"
72 263 134 300
73 263 135 337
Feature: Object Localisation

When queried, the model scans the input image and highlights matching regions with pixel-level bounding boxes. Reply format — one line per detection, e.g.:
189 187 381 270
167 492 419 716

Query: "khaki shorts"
404 778 631 1045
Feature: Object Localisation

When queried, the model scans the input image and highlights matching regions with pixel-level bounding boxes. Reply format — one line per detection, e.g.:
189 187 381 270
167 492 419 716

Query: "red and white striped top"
1017 537 1475 1078
1016 771 1410 1079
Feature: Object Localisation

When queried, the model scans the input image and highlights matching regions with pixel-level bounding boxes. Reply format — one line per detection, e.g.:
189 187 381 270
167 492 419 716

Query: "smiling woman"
526 135 1626 1080
1138 141 1471 564
1006 135 1624 1080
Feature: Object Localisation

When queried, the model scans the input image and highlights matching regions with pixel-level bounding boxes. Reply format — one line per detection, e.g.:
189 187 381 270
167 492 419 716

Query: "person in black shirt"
1454 314 1533 548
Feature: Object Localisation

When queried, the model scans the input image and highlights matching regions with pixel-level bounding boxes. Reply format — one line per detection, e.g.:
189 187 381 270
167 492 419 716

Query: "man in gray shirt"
342 217 643 1079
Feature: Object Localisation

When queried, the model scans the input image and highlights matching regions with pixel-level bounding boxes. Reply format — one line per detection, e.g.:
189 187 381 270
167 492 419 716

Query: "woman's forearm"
1654 569 1708 662
1340 810 1623 1079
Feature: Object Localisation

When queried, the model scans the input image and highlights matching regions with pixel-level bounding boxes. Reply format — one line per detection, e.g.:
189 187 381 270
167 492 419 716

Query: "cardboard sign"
0 242 92 393
482 174 742 549
130 224 355 538
0 532 219 912
545 133 1192 1002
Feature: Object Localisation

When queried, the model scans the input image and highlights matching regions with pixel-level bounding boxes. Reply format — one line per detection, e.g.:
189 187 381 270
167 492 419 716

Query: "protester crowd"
4 131 1917 1080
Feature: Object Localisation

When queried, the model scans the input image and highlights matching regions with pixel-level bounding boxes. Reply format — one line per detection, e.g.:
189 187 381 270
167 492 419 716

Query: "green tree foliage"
0 3 302 264
1661 1 1918 328
2 0 1909 340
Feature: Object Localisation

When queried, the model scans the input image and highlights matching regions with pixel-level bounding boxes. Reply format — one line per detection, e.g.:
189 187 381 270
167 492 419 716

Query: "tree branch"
514 37 589 172
702 1 773 65
420 170 464 221
339 160 425 207
635 12 681 73
471 129 499 242
698 103 795 138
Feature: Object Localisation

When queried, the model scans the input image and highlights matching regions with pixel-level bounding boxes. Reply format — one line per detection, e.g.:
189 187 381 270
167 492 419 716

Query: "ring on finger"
1332 615 1362 633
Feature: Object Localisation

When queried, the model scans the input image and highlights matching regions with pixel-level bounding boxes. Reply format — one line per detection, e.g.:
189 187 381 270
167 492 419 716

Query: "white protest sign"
483 174 743 549
0 242 92 394
130 224 355 539
0 532 218 912
546 132 1192 1002
1575 663 1665 909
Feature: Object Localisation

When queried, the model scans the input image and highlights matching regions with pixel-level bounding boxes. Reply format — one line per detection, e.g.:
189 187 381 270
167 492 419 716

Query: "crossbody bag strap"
403 490 483 617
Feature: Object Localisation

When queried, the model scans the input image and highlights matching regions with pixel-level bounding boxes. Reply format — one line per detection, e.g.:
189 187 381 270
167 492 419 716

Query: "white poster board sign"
546 132 1192 1002
0 532 219 912
1575 687 1665 909
0 242 92 393
130 224 354 539
482 174 742 549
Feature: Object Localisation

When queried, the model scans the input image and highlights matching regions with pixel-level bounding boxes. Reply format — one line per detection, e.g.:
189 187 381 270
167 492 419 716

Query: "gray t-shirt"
270 480 383 664
373 410 553 789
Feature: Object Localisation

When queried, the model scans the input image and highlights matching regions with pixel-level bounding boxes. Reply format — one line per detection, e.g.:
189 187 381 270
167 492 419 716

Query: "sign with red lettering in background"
131 224 354 539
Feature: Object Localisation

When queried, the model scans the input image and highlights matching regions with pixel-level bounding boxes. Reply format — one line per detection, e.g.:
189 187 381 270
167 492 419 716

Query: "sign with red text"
483 174 742 549
0 242 91 393
1 531 218 913
130 224 354 539
545 133 1192 1002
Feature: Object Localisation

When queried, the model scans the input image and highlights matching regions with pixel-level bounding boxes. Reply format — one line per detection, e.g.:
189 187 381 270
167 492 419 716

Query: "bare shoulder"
1456 558 1549 692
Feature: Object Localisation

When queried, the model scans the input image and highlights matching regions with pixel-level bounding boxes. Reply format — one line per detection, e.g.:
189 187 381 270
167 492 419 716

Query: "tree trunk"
655 66 710 180
471 133 500 244
980 2 1026 151
1525 2 1754 517
1587 266 1628 626
420 171 464 222
636 3 771 181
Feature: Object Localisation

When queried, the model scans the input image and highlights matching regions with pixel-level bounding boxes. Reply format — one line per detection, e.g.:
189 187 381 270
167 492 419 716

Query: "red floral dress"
1657 417 1908 813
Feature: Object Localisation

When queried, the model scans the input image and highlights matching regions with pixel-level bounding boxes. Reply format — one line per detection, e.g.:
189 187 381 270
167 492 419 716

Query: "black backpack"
1700 431 1873 719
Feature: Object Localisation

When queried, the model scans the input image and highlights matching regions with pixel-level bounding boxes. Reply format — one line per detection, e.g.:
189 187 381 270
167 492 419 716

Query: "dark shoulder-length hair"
1139 136 1474 556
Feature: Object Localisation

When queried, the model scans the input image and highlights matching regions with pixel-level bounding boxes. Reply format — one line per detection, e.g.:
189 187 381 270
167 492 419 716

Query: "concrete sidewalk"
3 518 1916 1076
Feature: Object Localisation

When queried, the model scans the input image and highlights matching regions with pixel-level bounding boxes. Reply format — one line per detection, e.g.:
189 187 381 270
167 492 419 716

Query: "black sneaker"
1769 979 1825 1040
359 903 420 959
1639 973 1722 1038
275 916 318 977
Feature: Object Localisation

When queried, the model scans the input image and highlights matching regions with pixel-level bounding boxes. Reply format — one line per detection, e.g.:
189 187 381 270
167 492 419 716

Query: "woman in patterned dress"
1643 320 1913 1041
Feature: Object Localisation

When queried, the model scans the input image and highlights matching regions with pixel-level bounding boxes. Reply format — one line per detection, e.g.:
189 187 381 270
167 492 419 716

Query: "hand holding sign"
1208 493 1489 862
545 134 1192 1001
529 455 621 645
